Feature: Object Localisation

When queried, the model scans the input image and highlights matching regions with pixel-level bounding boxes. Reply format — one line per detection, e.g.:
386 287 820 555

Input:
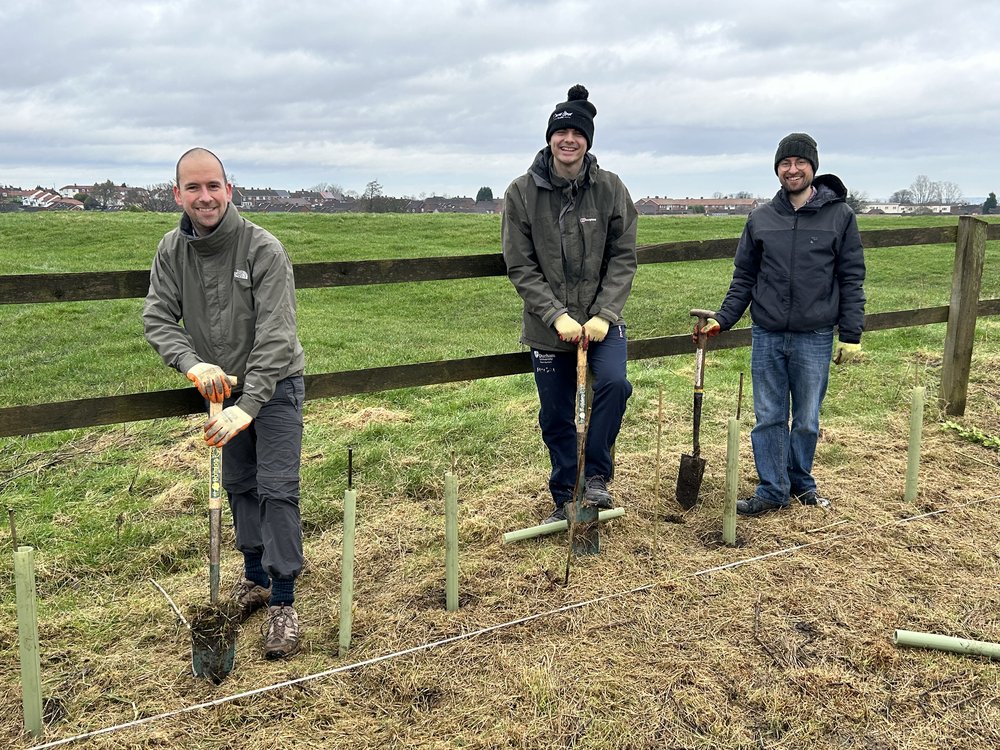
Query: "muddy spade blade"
676 452 706 510
191 601 239 684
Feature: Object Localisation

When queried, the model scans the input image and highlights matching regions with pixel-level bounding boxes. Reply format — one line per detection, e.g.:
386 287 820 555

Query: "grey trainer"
542 505 567 525
584 475 614 509
232 578 271 622
263 604 301 659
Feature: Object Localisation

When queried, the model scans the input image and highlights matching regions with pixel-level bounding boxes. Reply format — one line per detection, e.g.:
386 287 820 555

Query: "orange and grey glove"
204 405 252 447
554 313 583 343
583 316 611 342
833 341 862 365
186 362 231 403
692 317 721 343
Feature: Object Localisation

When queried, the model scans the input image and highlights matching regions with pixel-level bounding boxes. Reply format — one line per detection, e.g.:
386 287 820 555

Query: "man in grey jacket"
503 85 638 524
695 133 866 516
143 148 305 657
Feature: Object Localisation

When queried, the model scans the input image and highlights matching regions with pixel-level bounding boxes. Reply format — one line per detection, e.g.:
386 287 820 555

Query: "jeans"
750 326 833 504
531 325 632 507
220 375 305 581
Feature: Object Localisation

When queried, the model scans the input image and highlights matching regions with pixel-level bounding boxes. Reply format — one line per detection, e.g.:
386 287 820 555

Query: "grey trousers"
221 375 304 581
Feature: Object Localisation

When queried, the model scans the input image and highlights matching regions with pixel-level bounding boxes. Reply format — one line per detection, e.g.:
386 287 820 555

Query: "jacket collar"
528 147 598 191
180 204 242 252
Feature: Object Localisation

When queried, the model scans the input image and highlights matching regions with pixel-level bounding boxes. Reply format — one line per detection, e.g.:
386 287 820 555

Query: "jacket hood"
528 147 598 191
772 173 847 213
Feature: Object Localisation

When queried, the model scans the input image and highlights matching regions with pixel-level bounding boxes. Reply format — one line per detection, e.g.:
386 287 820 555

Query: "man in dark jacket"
695 133 866 516
503 85 638 524
144 148 305 657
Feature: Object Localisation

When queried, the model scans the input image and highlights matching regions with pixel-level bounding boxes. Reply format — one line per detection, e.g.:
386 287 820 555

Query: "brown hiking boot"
263 605 301 659
232 578 270 622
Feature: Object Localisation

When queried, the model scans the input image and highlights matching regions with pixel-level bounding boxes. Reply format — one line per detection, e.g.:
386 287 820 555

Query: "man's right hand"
554 313 583 343
692 318 721 343
186 362 231 403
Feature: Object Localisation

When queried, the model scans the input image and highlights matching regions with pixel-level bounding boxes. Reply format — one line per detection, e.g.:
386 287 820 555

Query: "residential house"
635 196 758 216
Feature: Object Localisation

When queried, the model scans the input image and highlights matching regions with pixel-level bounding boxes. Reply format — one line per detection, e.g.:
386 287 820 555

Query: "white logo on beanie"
552 110 574 120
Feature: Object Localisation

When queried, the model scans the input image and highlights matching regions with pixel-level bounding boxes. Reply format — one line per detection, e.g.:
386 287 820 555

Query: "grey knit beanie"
774 132 818 173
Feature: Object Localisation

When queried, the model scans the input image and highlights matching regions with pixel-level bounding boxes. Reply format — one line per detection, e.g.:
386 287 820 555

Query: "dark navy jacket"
714 174 866 343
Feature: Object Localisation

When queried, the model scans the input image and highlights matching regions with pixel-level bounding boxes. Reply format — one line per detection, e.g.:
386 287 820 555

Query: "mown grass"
0 212 999 748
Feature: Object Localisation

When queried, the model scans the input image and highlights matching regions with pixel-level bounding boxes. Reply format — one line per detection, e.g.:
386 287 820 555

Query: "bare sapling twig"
149 578 190 628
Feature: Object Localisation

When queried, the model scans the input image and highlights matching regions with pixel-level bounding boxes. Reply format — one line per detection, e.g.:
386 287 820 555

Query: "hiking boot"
542 505 567 525
736 496 789 517
584 475 614 509
794 490 832 508
263 604 301 659
232 578 270 622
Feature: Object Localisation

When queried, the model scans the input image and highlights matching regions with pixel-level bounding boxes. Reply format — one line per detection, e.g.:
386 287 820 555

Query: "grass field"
1 212 999 749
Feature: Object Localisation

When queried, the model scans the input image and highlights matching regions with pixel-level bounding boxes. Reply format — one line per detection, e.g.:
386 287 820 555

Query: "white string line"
28 494 998 750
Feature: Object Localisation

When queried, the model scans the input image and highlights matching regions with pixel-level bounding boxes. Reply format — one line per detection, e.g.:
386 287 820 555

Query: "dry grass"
2 361 1000 749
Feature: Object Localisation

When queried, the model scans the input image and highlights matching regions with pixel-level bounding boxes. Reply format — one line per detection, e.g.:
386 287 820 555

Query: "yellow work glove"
833 341 862 365
691 318 721 343
583 316 611 342
186 362 231 403
554 313 583 343
204 405 252 447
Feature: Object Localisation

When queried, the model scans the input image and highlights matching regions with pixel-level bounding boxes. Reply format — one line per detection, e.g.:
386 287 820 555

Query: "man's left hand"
833 341 862 365
205 405 253 447
583 316 611 342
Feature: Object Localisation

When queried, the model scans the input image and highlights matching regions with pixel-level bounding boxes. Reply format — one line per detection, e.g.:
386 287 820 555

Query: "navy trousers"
220 375 304 582
531 325 632 508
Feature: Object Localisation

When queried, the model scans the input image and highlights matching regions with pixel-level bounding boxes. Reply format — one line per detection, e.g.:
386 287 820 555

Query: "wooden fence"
0 217 997 438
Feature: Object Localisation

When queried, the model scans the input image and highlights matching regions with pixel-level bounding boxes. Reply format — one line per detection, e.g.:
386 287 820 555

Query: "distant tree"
73 193 88 203
136 183 178 212
81 194 100 211
690 204 706 214
889 189 913 204
734 190 754 199
476 186 493 202
310 182 345 198
846 190 868 215
362 180 383 211
712 191 724 199
984 192 998 215
938 181 963 204
909 175 941 204
91 180 119 210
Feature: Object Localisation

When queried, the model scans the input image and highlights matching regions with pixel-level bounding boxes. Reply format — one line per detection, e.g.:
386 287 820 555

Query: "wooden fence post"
939 216 987 416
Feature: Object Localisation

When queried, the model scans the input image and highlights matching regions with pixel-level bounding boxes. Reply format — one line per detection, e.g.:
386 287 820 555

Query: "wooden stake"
7 507 17 550
14 545 43 738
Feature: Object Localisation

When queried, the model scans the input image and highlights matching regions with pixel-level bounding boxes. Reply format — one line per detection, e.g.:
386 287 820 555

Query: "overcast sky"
2 1 997 201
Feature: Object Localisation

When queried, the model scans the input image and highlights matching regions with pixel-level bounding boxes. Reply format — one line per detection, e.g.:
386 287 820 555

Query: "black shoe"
793 490 832 507
542 505 567 525
584 475 614 509
736 496 789 517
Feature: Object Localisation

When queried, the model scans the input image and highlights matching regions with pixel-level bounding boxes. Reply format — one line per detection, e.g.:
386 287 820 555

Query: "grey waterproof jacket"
143 205 305 417
502 148 637 352
714 174 866 343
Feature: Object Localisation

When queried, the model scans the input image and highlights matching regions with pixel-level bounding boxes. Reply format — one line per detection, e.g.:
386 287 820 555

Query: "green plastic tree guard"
338 488 357 656
15 545 43 738
445 472 459 612
893 629 1000 660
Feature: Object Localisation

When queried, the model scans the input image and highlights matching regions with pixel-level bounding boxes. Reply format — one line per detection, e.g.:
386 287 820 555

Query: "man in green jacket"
503 85 638 524
143 148 305 658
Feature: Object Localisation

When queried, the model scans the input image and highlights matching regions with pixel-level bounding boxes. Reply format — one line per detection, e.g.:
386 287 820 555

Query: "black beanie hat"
546 84 597 149
774 132 819 174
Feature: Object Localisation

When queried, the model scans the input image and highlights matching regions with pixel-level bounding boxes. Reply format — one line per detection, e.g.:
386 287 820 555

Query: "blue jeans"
750 326 833 504
531 325 632 507
220 375 305 581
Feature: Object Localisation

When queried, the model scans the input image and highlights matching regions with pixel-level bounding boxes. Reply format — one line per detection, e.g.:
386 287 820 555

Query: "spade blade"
676 453 707 510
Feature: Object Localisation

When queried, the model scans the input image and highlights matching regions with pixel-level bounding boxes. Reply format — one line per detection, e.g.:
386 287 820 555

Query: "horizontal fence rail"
3 225 998 305
2 300 999 438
